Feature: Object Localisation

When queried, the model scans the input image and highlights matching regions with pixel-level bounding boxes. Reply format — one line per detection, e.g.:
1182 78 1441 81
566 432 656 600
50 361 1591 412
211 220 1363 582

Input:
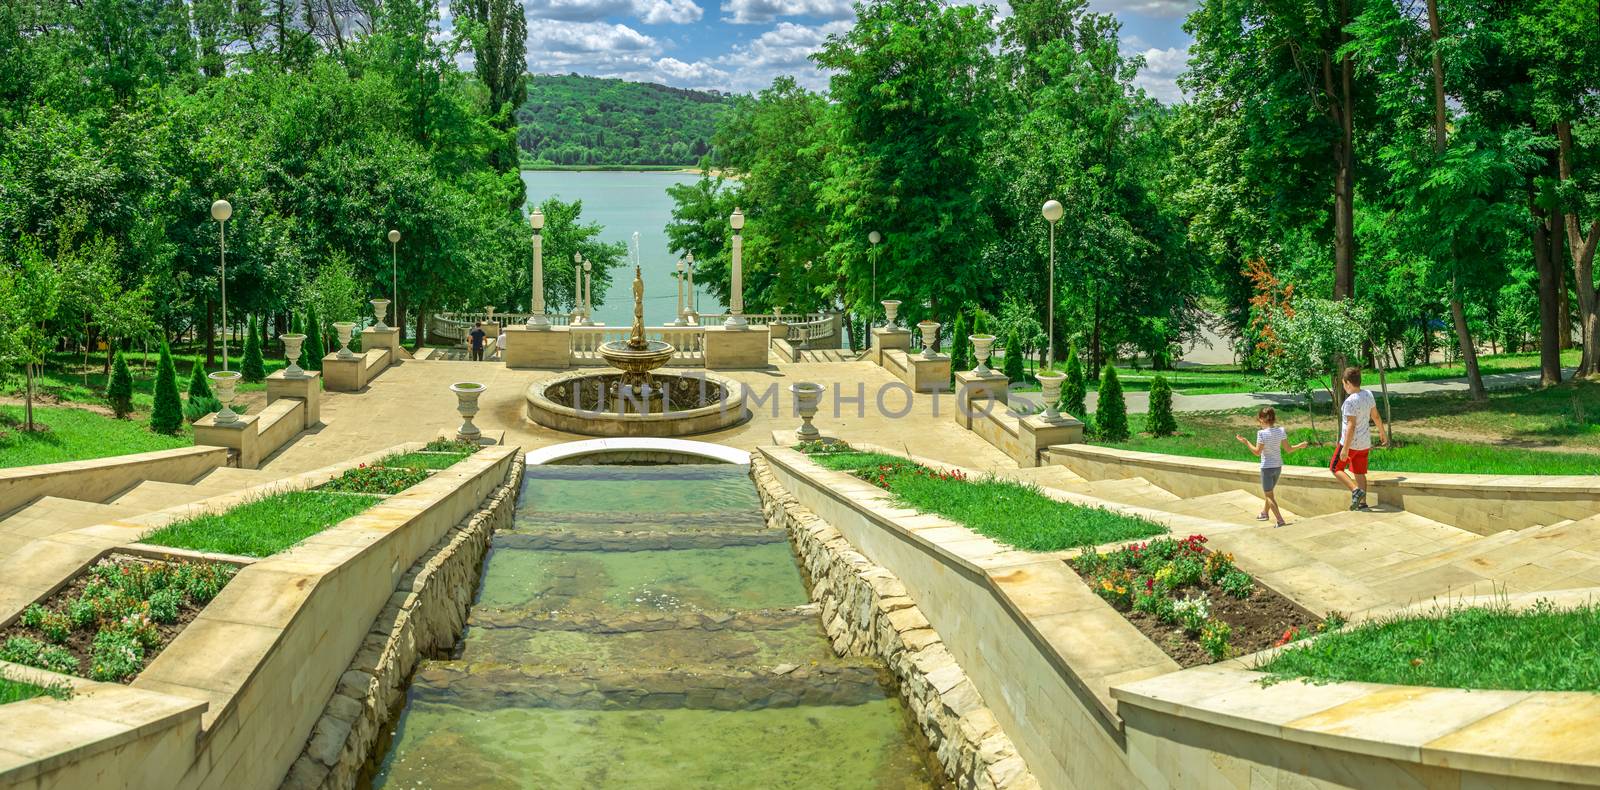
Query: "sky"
444 0 1195 103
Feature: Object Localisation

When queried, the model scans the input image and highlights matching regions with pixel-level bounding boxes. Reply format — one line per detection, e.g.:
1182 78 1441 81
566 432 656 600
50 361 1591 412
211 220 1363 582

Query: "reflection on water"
368 464 941 790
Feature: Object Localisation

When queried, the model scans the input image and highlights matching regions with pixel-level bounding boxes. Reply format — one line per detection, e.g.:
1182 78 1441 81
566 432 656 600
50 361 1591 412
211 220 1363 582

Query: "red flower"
1273 628 1298 647
1145 578 1154 591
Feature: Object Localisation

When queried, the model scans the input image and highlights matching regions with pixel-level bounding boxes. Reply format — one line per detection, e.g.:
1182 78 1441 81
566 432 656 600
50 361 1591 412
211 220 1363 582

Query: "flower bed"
796 442 1167 551
320 463 430 494
1070 535 1326 665
378 451 472 471
0 555 235 682
423 438 481 454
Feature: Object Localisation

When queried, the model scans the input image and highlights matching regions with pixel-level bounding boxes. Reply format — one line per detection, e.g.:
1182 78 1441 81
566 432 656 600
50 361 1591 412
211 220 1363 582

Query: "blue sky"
460 0 1194 102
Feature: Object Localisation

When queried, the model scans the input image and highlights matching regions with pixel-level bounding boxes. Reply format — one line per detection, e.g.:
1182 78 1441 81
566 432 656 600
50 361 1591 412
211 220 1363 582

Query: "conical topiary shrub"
150 343 184 435
188 359 213 401
1003 329 1025 383
1096 363 1129 442
242 322 266 382
1061 341 1087 419
950 312 970 374
1147 374 1177 437
303 304 325 371
108 352 134 419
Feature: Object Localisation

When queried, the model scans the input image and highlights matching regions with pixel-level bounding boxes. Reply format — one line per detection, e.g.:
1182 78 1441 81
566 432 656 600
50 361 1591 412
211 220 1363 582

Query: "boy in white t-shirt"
1236 407 1308 527
1330 367 1388 510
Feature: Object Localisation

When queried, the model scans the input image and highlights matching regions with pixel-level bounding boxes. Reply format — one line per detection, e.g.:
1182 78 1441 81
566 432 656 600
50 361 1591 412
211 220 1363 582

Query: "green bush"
949 312 970 373
89 629 144 682
1096 363 1129 441
184 396 220 424
303 304 325 371
1061 341 1087 419
149 343 184 435
187 361 213 401
0 636 78 675
242 323 266 382
1147 374 1177 437
147 588 182 624
108 353 134 418
1003 329 1025 383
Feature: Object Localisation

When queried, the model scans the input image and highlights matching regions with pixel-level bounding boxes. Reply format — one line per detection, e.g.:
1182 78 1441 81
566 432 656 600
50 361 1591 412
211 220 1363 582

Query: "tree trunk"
1533 204 1565 385
1450 294 1485 400
24 363 35 432
1324 6 1357 303
1426 0 1483 401
1558 121 1600 378
205 300 217 367
415 309 427 351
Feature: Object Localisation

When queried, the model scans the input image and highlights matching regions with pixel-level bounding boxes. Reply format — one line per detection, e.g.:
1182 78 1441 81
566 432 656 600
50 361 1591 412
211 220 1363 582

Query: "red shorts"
1330 446 1369 475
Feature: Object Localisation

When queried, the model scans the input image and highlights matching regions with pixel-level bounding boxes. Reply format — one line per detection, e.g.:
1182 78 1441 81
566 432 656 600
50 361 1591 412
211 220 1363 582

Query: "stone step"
1009 466 1089 488
107 480 206 509
494 529 789 552
1158 490 1282 526
190 466 279 489
409 662 888 711
0 497 144 548
1204 529 1393 616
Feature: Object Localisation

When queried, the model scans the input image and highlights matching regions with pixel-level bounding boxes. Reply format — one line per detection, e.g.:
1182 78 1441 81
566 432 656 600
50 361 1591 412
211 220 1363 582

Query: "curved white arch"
523 438 750 466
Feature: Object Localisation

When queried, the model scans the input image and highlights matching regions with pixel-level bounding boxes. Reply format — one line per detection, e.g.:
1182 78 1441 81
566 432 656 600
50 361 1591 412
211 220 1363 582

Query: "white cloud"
722 0 854 24
524 0 703 23
1132 45 1188 104
1090 0 1194 18
637 0 704 22
528 20 657 52
708 20 850 90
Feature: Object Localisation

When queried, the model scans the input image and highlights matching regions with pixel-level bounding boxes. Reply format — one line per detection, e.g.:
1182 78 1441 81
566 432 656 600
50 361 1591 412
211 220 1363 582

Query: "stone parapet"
702 325 771 369
265 369 322 428
884 349 952 394
500 325 572 369
193 398 306 469
0 446 228 518
321 348 390 392
952 370 1009 429
869 327 911 366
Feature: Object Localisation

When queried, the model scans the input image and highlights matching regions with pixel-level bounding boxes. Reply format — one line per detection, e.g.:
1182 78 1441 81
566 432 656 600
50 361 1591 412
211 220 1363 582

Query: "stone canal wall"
280 452 524 790
752 457 1039 790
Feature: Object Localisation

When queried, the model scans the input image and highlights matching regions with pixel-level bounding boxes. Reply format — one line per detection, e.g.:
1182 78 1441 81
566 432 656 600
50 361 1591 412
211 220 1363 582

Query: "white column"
530 209 548 329
725 208 748 329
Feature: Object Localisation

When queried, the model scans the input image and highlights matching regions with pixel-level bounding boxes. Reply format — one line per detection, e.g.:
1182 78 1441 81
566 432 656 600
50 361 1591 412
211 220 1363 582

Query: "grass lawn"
140 491 382 557
4 350 290 413
1258 602 1600 692
0 674 69 705
801 447 1167 551
0 405 189 469
380 451 472 470
1100 380 1600 475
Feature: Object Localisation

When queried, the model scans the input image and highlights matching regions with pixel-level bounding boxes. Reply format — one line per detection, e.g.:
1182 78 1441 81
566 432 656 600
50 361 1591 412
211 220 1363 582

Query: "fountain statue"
524 259 750 437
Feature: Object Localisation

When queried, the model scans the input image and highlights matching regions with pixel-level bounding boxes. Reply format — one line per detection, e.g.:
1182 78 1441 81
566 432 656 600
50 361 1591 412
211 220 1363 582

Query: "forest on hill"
515 74 734 168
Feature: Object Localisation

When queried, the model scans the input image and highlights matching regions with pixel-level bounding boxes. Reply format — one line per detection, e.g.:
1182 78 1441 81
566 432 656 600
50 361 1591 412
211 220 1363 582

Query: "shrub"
184 396 220 424
303 305 325 371
68 598 98 628
1199 620 1232 660
147 588 182 624
320 464 429 494
19 604 45 629
89 629 144 682
949 312 970 373
108 353 134 418
0 637 78 675
1095 363 1129 442
1147 374 1177 436
1061 341 1087 419
187 361 213 401
1003 329 1025 383
37 611 72 644
1174 593 1211 635
1220 569 1255 599
424 438 481 453
241 323 266 382
149 343 184 435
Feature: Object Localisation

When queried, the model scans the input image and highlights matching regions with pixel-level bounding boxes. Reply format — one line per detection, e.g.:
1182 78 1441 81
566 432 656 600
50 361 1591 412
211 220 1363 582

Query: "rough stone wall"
751 457 1039 790
280 452 525 790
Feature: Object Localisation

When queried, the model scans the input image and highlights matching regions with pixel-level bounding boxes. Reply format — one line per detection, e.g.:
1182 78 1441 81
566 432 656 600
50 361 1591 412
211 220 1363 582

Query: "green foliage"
241 324 265 382
186 360 212 401
149 344 183 435
518 75 732 167
140 491 383 557
1147 375 1177 437
89 629 144 682
320 464 429 494
1062 342 1087 419
0 673 71 705
380 451 470 470
1096 364 1129 442
423 438 482 453
183 396 221 424
509 198 627 314
0 637 78 676
303 305 324 372
1 405 187 468
1003 329 1026 383
1199 620 1232 660
950 313 971 373
107 353 133 418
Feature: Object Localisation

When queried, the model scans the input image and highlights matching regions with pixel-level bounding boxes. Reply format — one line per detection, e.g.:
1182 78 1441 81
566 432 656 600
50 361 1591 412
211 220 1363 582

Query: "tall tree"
458 0 528 184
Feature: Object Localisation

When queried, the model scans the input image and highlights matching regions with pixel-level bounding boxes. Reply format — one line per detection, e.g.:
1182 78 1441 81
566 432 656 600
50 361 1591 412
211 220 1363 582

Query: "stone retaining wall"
751 457 1038 790
279 452 524 790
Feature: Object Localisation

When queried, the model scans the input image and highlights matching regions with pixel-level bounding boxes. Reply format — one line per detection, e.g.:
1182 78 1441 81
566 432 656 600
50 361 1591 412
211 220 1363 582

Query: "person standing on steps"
1237 406 1309 527
1330 367 1387 510
469 322 487 362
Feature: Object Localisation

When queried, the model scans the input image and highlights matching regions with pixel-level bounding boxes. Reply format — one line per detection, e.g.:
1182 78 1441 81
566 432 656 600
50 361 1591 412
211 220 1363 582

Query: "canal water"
367 463 940 789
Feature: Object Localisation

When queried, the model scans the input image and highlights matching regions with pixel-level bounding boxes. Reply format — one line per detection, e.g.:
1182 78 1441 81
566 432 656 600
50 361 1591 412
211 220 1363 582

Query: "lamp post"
1042 200 1064 368
867 230 881 325
583 257 593 325
686 252 697 321
211 200 232 371
726 207 748 329
571 252 583 325
801 260 814 351
673 258 687 325
387 229 400 331
528 209 548 329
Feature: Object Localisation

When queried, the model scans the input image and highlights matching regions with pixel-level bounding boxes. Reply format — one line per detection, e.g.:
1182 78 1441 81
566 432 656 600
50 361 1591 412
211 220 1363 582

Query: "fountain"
525 263 748 437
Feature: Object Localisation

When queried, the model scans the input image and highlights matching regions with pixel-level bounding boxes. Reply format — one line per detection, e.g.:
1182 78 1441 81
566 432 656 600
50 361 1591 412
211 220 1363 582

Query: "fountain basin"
526 370 749 437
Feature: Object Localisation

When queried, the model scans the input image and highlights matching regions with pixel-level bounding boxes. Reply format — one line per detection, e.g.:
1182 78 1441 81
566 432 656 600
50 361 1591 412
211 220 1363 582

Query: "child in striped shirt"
1236 407 1309 527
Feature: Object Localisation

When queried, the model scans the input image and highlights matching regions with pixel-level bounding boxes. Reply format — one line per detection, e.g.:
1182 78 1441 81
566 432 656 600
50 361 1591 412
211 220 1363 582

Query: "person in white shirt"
1330 367 1388 511
1236 406 1308 527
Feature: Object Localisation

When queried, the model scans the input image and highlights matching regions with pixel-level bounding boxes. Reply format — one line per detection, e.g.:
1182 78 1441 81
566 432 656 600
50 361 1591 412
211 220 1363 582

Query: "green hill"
515 74 735 168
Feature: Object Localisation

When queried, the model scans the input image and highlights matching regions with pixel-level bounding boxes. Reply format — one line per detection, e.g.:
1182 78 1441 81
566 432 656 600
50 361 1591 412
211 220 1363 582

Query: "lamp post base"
527 314 551 331
723 314 749 330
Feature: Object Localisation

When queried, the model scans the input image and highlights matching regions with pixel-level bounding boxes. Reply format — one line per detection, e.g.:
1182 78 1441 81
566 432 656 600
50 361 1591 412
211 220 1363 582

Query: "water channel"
367 463 941 789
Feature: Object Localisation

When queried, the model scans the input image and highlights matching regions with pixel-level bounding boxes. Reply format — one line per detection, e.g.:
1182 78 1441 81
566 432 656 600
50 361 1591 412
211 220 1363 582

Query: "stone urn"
332 321 357 359
917 320 941 359
208 370 242 424
791 382 825 439
882 300 902 329
451 382 485 441
971 334 997 375
280 333 307 378
371 298 391 331
1036 371 1068 419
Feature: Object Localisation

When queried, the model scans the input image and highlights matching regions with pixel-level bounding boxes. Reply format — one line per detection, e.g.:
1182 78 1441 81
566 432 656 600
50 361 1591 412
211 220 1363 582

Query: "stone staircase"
0 466 279 554
1015 465 1600 618
797 348 858 363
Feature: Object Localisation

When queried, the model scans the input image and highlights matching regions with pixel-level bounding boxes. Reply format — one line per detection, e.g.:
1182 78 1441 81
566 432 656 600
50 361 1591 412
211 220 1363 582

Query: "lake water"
521 170 726 328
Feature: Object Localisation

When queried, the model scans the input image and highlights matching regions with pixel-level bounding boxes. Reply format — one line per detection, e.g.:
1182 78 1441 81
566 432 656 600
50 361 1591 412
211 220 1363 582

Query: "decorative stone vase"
917 320 941 359
280 333 307 378
1036 371 1068 419
208 370 242 424
791 382 825 439
332 321 357 359
882 300 902 329
371 298 391 330
970 334 997 375
451 382 485 441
